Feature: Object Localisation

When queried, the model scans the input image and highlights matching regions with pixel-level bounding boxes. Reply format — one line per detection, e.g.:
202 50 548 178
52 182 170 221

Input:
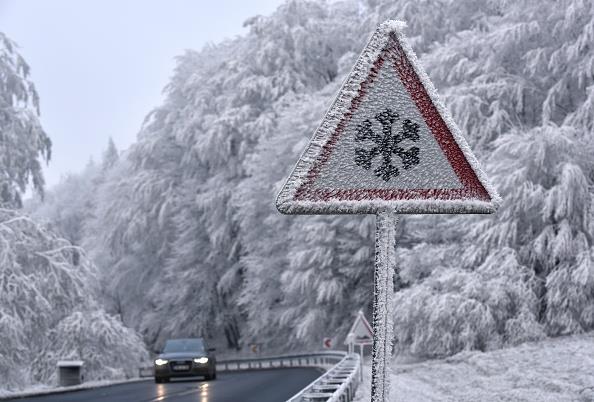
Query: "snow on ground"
0 378 149 400
354 332 594 402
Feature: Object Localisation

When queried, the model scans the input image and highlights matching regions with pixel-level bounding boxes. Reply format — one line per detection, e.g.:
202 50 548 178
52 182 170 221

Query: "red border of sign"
294 34 490 203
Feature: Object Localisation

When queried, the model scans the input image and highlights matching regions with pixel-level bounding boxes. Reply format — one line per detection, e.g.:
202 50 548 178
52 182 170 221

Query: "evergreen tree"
101 137 119 171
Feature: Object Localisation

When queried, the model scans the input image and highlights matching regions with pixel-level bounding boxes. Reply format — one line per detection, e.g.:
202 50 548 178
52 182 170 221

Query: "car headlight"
193 357 209 364
155 358 169 366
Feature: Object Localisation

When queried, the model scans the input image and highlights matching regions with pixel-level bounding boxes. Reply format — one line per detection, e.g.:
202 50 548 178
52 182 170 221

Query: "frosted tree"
32 311 148 384
0 32 51 208
0 209 148 391
376 0 594 356
0 31 146 392
101 137 119 171
26 161 99 245
467 126 593 335
26 137 119 245
83 149 182 340
236 84 379 347
86 0 368 350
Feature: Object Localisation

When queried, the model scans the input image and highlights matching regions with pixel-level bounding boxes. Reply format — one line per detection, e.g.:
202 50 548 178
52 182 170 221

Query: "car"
154 338 216 383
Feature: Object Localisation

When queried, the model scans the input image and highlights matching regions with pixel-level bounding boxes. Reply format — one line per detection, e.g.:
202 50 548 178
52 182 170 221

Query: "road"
9 368 322 402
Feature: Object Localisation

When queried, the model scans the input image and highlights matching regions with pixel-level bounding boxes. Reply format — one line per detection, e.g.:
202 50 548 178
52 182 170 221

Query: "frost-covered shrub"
393 249 544 358
462 124 594 337
545 251 594 335
0 209 148 391
32 311 148 384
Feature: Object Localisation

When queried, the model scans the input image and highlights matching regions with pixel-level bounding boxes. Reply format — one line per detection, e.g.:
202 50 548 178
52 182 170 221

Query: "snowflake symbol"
354 108 420 181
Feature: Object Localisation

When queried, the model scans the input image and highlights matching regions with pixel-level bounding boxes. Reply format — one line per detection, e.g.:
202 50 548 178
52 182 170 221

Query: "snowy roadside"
0 378 150 400
354 332 594 402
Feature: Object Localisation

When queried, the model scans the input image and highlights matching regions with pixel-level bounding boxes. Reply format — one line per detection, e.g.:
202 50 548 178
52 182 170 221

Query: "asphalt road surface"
9 368 322 402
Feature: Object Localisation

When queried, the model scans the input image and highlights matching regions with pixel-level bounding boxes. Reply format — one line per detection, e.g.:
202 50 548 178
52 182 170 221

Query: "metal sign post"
371 211 398 401
276 20 500 402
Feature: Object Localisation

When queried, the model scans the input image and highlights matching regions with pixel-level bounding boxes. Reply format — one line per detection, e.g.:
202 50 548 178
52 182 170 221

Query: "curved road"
9 368 322 402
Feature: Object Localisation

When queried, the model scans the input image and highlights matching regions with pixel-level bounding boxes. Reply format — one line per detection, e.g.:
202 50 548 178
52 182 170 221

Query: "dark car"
154 338 216 383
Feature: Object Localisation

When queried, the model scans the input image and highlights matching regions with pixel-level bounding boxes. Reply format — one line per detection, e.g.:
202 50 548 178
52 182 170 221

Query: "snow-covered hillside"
355 332 594 402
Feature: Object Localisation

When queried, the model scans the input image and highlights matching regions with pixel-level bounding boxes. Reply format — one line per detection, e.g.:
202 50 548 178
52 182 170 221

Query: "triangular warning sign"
345 311 373 346
277 21 500 215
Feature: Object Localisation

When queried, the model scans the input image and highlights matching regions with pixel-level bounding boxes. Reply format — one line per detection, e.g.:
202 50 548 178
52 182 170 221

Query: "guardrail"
139 350 360 402
216 351 346 371
285 352 360 402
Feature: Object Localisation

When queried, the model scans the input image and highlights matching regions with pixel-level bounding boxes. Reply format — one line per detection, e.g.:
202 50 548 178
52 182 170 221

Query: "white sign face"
314 58 461 191
276 21 500 215
345 311 373 346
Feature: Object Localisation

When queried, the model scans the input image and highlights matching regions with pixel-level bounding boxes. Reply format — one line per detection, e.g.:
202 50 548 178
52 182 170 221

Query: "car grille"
169 360 192 372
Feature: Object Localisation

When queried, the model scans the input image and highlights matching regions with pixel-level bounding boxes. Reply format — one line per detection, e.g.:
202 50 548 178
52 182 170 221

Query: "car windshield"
163 339 205 353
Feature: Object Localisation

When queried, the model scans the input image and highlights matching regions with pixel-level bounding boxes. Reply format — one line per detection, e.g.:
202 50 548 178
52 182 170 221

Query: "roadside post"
276 20 500 401
57 360 84 387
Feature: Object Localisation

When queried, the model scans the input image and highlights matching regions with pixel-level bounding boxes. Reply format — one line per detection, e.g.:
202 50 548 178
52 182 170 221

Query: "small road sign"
345 311 373 383
277 20 500 402
323 337 333 349
345 311 373 346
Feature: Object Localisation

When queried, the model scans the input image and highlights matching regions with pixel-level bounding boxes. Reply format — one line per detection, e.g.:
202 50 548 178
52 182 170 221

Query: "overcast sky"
0 0 285 187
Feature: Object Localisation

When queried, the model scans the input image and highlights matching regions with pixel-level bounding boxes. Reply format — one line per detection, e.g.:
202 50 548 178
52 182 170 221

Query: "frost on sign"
277 21 500 215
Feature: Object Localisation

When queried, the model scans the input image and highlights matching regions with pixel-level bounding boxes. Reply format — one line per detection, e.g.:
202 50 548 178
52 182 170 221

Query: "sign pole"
371 211 398 402
275 18 500 402
359 344 364 382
